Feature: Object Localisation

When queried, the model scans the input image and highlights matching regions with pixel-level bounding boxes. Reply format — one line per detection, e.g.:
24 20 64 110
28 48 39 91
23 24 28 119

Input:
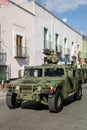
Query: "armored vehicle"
6 64 82 113
78 65 87 83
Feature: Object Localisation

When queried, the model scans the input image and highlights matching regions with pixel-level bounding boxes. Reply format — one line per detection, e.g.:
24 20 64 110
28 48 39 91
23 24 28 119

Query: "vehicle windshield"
24 68 42 77
45 68 64 77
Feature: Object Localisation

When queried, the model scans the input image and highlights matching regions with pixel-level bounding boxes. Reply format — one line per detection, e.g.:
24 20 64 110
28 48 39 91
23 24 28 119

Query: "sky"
35 0 87 35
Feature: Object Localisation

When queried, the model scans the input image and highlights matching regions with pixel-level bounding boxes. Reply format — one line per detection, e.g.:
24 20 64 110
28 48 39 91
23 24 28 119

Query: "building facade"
82 35 87 63
0 0 82 80
0 0 35 79
35 2 82 64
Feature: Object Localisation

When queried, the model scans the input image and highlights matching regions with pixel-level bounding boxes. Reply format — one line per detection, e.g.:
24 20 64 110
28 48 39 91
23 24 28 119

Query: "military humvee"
6 64 82 113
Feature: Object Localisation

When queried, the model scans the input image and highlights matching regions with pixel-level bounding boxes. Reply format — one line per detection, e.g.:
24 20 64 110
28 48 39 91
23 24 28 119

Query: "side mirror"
6 79 10 83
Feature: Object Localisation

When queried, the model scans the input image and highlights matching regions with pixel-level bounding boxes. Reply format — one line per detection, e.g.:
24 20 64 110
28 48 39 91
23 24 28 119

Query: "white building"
0 0 82 79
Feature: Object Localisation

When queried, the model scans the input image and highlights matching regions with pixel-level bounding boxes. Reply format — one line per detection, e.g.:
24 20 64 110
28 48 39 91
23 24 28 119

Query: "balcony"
57 45 62 53
64 48 70 56
71 50 77 57
14 46 28 58
44 40 52 49
0 47 7 64
84 52 87 59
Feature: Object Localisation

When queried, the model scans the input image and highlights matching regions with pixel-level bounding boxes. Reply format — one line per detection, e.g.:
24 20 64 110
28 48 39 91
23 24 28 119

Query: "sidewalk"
0 88 6 98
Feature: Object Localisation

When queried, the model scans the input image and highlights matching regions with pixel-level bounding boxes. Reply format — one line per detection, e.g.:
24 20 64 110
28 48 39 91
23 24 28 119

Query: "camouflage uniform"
47 49 58 64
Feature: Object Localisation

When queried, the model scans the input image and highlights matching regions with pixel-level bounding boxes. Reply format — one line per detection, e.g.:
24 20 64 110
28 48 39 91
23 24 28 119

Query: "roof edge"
10 0 35 16
35 1 82 36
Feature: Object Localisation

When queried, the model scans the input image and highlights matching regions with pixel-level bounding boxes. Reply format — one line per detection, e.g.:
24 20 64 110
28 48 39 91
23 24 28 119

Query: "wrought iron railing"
14 46 28 58
64 48 70 55
0 47 7 63
57 45 62 52
84 52 87 58
44 40 52 49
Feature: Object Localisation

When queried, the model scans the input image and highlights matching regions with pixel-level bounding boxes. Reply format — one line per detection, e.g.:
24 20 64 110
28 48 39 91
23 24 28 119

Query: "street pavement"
0 83 87 130
0 87 6 99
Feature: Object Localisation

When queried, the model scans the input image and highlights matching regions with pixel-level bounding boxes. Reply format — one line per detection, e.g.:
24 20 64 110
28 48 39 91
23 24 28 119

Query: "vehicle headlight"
47 83 52 88
6 83 11 87
37 86 42 92
16 85 20 90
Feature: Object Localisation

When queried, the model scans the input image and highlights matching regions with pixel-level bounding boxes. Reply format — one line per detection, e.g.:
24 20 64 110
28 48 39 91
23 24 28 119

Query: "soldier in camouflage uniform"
47 49 58 64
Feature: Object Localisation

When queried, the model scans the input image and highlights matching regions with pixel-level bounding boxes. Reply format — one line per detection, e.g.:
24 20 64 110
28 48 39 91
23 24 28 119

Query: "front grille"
20 86 32 91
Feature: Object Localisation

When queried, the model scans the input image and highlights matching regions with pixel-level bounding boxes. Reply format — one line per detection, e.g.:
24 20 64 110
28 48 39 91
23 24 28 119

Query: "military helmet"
50 49 54 54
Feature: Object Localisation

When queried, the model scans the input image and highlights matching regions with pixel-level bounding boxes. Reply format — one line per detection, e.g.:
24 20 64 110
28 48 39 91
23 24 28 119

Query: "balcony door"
17 35 22 57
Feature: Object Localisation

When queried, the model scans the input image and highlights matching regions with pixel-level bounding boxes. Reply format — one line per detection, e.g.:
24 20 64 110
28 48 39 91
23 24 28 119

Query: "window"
64 38 67 44
64 38 67 46
24 68 42 77
0 52 7 62
16 35 23 57
55 34 59 52
0 66 7 81
72 42 74 46
72 42 74 50
13 32 27 58
44 28 48 49
71 42 75 56
64 38 67 54
45 68 64 77
73 70 76 77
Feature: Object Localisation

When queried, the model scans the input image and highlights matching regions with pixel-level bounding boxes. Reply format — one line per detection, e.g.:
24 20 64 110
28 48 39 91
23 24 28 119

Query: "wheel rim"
57 96 62 107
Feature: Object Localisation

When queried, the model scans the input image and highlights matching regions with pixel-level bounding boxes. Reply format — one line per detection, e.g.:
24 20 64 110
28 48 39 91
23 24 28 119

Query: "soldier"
47 49 58 64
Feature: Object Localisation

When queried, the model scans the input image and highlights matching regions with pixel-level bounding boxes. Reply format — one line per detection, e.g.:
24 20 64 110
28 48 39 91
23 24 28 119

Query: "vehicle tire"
6 92 21 109
48 90 63 113
74 85 82 100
